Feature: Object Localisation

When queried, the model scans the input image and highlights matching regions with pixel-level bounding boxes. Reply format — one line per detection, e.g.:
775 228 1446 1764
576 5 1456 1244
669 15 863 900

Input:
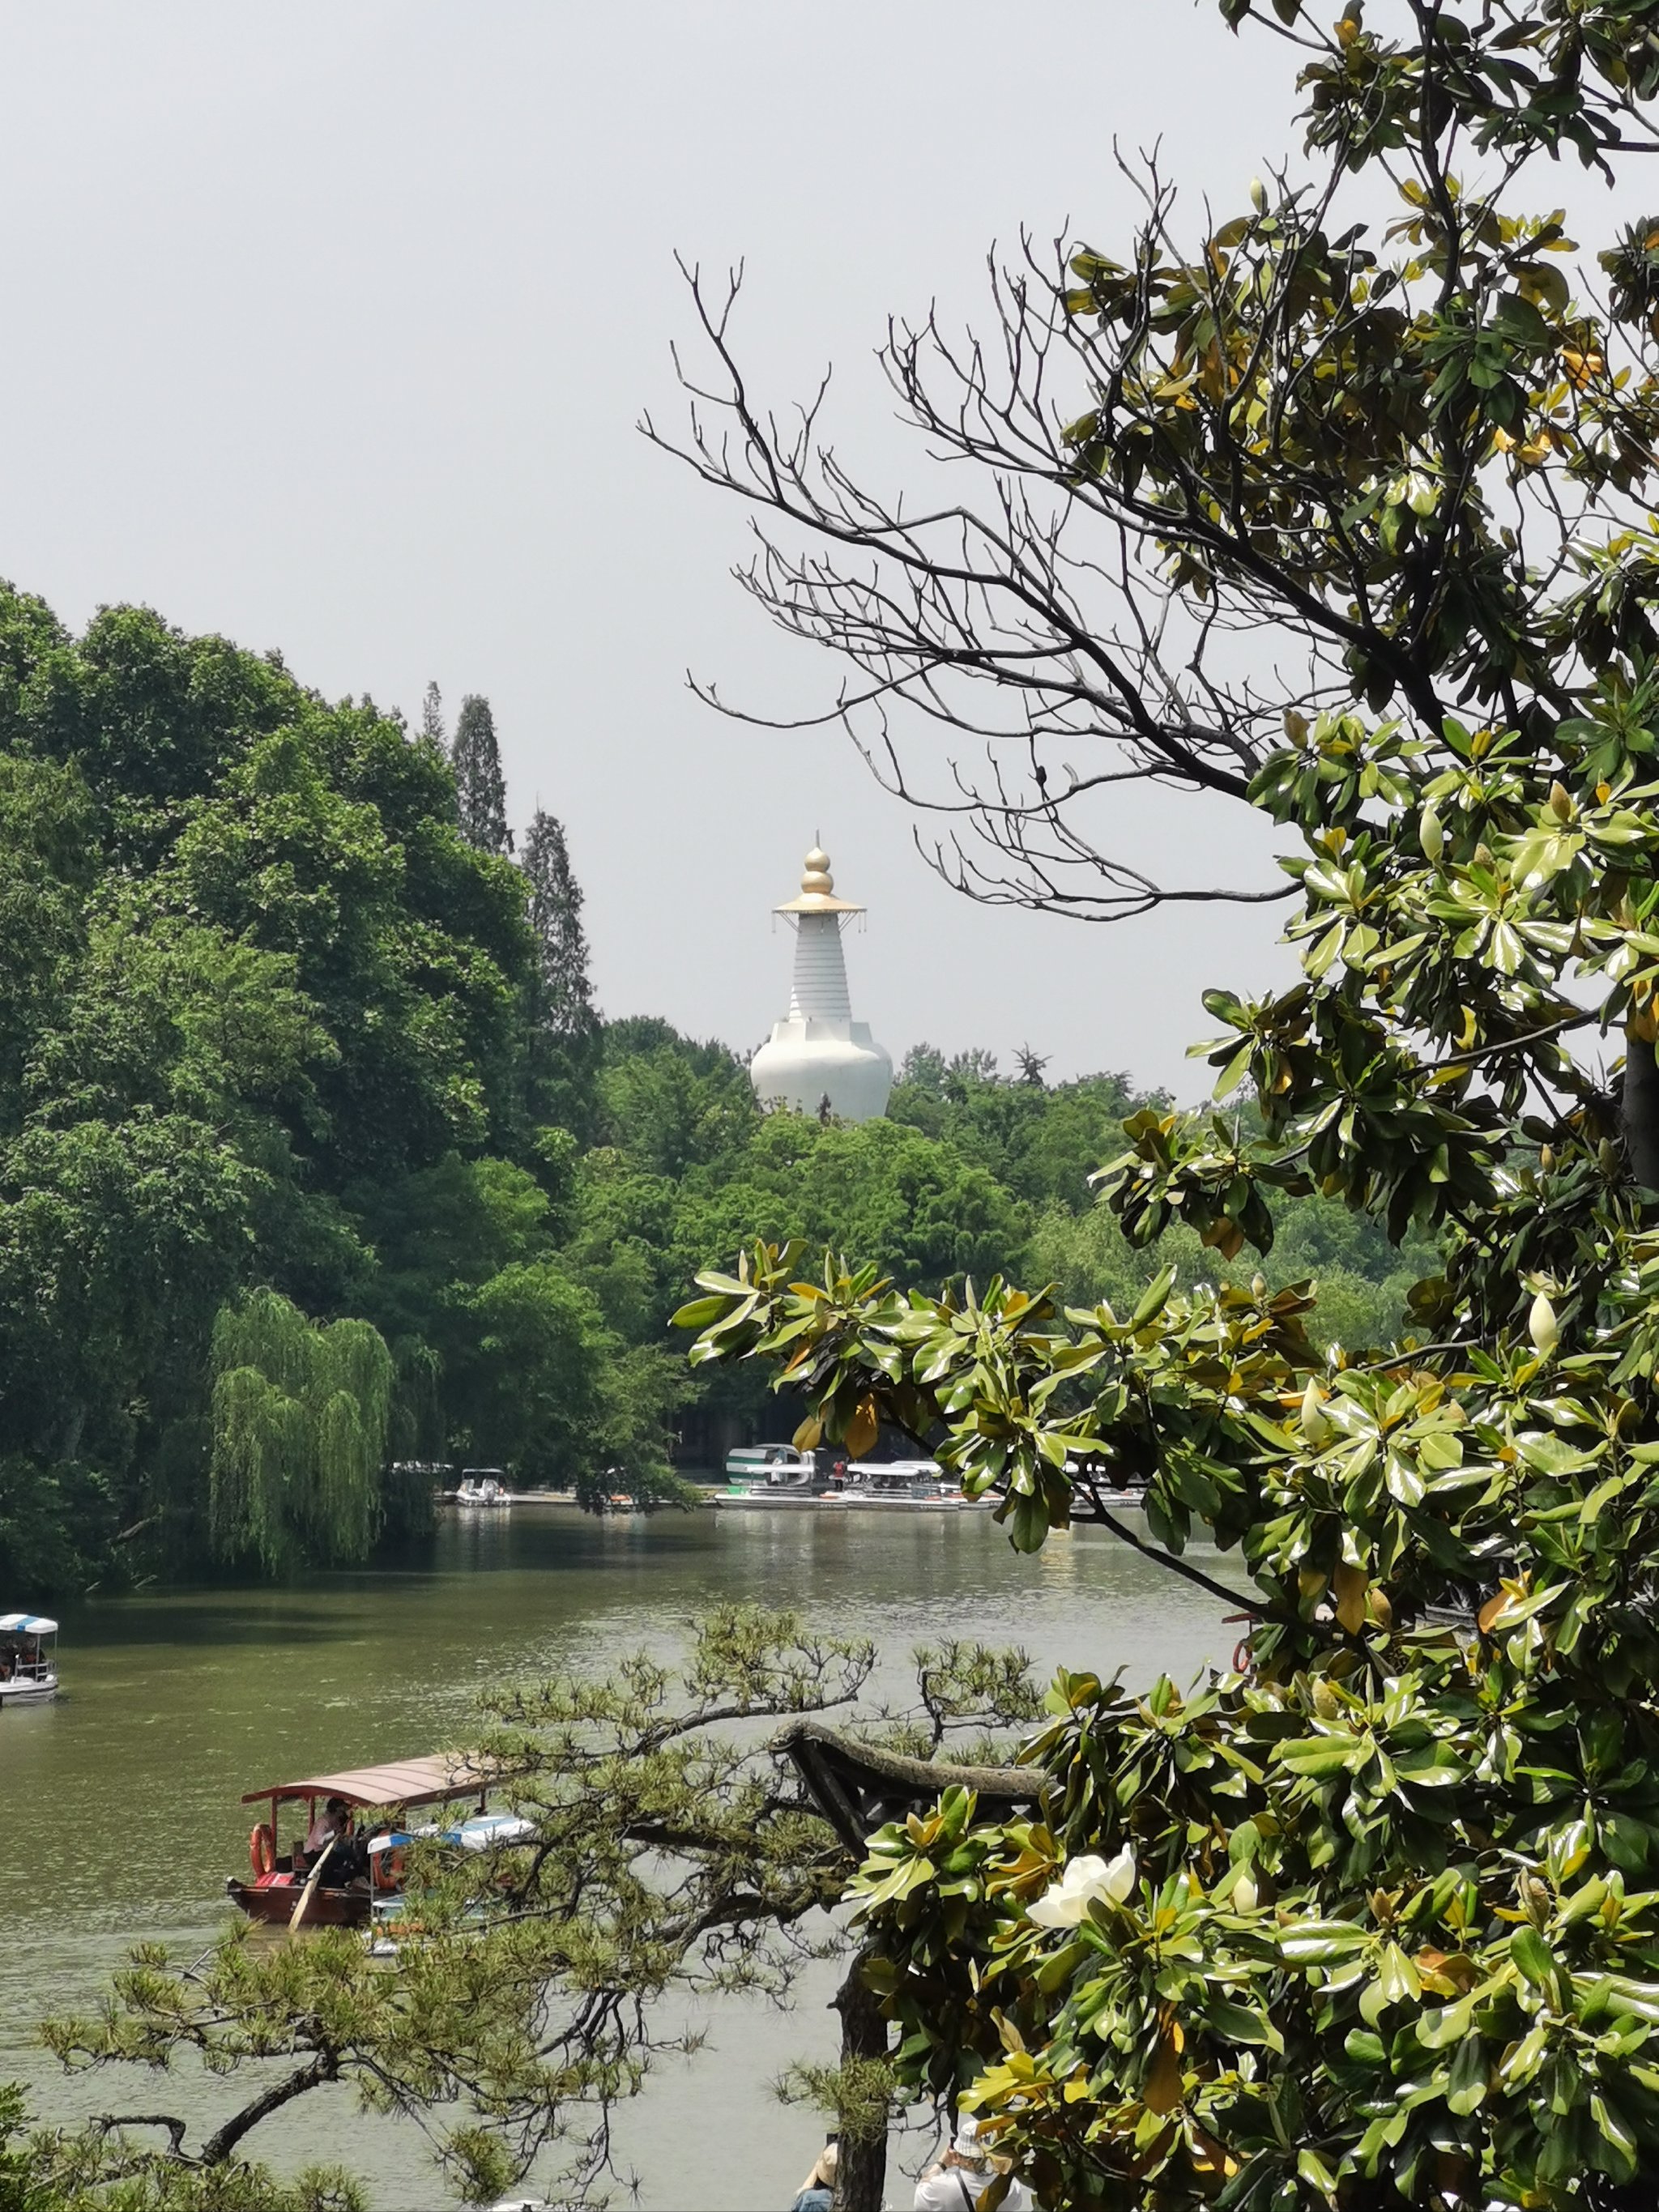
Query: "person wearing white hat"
912 2113 1034 2211
790 2137 838 2211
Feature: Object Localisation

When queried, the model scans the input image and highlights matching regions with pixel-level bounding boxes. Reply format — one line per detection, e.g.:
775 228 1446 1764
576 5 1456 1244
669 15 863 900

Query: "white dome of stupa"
749 844 893 1123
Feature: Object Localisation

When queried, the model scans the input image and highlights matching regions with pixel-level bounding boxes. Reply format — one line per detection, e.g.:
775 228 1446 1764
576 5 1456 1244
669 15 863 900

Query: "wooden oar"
288 1835 338 1933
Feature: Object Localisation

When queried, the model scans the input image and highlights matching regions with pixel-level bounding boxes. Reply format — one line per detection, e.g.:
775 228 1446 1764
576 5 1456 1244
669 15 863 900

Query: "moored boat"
228 1753 517 1929
723 1443 815 1486
837 1460 964 1509
712 1462 839 1508
0 1613 59 1703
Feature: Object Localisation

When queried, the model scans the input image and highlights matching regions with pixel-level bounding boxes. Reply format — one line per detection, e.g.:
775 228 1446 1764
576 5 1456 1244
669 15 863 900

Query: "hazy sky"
0 6 1341 1094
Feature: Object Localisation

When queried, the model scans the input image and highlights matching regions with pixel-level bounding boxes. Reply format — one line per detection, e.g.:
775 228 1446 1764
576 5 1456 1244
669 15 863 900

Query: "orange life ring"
249 1822 275 1879
371 1844 406 1893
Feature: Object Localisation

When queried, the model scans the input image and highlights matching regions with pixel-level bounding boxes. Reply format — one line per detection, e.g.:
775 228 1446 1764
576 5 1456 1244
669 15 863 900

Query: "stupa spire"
749 842 893 1123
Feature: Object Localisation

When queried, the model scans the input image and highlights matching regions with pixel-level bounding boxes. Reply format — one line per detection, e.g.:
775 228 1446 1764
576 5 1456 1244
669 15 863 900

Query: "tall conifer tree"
522 808 594 1040
450 693 511 856
522 805 599 1132
419 680 444 748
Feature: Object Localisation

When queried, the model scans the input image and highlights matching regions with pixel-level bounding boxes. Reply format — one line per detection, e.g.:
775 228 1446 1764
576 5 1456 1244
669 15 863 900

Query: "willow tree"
667 5 1659 2207
209 1289 393 1571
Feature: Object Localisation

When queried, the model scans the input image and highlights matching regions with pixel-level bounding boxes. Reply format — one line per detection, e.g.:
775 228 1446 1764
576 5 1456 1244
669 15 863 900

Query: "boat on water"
833 1460 969 1511
0 1613 58 1704
713 1455 987 1512
713 1461 840 1508
723 1443 816 1484
454 1470 512 1507
228 1753 526 1929
712 1455 1152 1515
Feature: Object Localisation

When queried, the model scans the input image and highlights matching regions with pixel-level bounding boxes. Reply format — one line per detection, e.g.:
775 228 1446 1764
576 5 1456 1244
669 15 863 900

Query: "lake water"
0 1504 1246 2210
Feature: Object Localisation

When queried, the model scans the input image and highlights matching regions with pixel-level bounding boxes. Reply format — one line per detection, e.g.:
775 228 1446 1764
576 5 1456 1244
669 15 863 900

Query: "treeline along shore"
0 588 1429 1594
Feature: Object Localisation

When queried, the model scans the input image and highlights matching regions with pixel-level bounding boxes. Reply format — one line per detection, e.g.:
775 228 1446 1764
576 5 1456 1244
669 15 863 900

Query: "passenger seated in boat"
295 1796 352 1876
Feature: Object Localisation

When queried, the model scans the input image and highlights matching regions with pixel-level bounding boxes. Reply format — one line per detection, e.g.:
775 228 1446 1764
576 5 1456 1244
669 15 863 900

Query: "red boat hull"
226 1873 373 1929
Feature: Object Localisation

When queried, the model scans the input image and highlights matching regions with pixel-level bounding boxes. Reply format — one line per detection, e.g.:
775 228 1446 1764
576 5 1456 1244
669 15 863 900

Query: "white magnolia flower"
1027 1847 1137 1929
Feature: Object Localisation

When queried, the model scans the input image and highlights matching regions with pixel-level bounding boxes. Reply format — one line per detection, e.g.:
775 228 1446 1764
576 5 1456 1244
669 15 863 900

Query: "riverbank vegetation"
0 594 1426 1595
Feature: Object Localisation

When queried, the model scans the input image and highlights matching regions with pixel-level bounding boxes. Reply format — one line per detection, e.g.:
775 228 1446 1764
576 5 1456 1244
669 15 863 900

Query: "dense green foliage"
568 1026 1434 1468
670 3 1659 2207
0 595 1420 1595
0 602 642 1586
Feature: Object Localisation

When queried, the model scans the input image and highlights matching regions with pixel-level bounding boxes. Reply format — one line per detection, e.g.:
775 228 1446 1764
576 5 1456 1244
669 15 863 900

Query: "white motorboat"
836 1460 968 1511
454 1473 512 1508
722 1443 815 1485
712 1461 837 1508
0 1613 59 1703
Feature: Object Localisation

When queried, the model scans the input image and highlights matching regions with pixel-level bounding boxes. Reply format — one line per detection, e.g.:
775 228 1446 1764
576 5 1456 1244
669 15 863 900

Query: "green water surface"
0 1506 1244 2210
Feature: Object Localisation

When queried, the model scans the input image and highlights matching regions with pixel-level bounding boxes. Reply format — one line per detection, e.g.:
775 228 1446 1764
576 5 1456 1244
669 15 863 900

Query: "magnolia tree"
667 4 1659 2207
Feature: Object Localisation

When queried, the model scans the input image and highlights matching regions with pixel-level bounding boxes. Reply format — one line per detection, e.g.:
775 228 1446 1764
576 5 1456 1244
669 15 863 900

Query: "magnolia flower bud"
1301 1377 1331 1448
1250 177 1268 215
1549 780 1574 823
1529 1291 1559 1357
1419 804 1444 863
1539 1144 1555 1173
1234 1868 1260 1912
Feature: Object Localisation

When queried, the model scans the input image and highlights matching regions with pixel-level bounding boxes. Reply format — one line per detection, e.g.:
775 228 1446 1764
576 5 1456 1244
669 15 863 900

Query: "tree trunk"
1625 1021 1659 1192
59 1400 86 1462
833 1946 889 2212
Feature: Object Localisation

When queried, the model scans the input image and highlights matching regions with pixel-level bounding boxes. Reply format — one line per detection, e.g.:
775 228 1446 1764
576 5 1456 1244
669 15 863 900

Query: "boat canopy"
241 1754 497 1811
0 1613 57 1636
368 1812 535 1855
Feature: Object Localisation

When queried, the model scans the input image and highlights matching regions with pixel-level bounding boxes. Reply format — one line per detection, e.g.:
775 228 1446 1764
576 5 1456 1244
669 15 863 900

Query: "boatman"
298 1796 352 1873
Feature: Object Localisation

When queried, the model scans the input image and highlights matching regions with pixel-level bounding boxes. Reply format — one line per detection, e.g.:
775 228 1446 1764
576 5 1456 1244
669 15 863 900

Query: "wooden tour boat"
228 1753 517 1929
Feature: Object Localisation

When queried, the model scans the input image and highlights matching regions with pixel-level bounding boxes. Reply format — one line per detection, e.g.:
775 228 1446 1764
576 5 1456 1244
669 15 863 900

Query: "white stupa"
749 844 893 1122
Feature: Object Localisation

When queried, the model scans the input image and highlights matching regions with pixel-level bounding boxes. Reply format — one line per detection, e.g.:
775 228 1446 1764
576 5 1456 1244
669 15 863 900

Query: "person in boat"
913 2116 1034 2211
296 1796 352 1875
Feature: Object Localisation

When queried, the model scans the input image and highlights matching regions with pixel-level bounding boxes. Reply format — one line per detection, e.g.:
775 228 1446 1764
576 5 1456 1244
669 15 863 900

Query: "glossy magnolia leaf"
843 1396 880 1459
